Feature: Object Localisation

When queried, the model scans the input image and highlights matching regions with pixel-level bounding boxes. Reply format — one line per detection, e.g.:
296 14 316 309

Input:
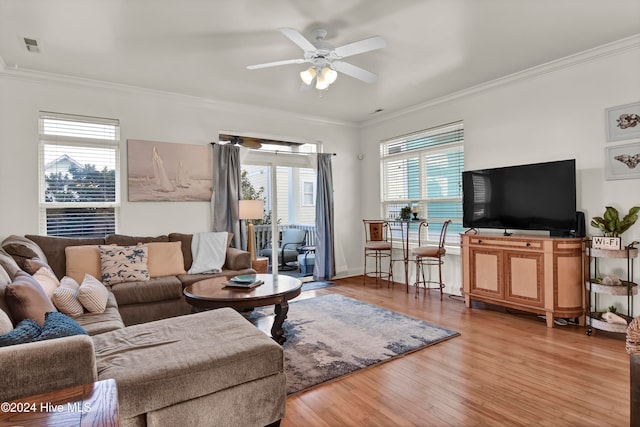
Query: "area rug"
300 281 335 291
245 294 460 395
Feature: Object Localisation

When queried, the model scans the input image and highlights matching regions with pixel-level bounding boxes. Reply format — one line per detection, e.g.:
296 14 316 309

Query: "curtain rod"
210 142 336 155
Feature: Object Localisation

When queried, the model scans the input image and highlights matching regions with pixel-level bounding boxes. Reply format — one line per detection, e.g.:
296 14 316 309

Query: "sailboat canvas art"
127 139 212 201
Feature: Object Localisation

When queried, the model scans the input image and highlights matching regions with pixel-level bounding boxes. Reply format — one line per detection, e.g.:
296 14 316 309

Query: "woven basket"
626 316 640 354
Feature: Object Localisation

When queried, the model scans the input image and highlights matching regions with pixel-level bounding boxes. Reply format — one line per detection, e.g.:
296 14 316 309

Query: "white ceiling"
1 0 639 124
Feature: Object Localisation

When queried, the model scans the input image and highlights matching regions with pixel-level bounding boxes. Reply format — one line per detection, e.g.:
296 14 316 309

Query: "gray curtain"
212 144 243 248
314 153 335 280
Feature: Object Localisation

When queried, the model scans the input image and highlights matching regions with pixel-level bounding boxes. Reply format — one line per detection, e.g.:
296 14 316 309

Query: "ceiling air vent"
23 37 39 53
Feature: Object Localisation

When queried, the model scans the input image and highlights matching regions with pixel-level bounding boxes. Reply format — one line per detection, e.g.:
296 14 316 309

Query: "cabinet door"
469 247 503 299
505 250 544 307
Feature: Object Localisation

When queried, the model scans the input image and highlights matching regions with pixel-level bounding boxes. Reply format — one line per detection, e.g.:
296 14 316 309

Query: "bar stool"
363 220 393 287
413 220 451 299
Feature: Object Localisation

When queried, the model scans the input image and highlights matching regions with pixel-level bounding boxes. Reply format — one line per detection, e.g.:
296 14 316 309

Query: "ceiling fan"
247 28 386 90
218 134 263 149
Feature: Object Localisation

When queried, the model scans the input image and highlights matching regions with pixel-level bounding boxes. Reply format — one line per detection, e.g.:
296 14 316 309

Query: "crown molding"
0 65 355 129
361 34 640 128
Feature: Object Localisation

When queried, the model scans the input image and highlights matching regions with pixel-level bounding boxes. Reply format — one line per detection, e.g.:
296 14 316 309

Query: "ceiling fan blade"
240 138 262 149
334 36 386 58
279 27 317 52
247 58 306 70
332 61 378 84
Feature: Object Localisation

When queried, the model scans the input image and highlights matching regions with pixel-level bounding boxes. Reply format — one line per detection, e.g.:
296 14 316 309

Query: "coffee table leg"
271 301 289 344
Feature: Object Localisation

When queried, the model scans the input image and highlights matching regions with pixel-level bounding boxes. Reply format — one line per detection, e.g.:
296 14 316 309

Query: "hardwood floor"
281 277 629 426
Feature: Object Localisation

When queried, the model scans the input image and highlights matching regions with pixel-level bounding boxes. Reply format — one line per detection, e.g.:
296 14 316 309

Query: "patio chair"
259 228 307 270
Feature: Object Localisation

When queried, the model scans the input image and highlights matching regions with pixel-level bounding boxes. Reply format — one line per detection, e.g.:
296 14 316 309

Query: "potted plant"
400 205 412 220
590 206 640 237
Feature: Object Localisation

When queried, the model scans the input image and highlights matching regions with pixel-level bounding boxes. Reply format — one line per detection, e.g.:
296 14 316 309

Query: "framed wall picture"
127 139 212 201
605 142 640 180
606 102 640 142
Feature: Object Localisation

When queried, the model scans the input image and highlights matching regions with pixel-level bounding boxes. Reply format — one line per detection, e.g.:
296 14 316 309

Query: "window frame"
380 122 464 245
38 112 121 237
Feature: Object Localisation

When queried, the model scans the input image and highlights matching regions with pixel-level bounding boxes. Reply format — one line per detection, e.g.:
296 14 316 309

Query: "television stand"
503 229 512 236
461 233 585 328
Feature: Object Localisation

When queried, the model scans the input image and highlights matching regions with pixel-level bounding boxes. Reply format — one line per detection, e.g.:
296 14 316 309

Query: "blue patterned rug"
245 294 460 395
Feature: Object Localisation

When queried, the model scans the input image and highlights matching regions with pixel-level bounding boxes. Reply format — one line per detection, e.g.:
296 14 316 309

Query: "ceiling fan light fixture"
322 67 338 85
315 72 330 90
300 66 316 85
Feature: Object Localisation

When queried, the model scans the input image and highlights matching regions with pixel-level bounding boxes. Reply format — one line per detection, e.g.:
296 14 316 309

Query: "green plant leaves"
590 206 640 237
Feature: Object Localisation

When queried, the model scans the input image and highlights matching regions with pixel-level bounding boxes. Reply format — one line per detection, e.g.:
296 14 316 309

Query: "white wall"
359 42 640 312
0 73 361 276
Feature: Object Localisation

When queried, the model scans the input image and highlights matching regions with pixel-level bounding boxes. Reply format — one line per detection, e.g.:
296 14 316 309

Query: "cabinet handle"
526 242 531 247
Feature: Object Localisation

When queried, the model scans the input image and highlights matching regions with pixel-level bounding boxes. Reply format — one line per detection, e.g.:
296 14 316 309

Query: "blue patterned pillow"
36 311 87 341
99 244 149 285
0 318 42 347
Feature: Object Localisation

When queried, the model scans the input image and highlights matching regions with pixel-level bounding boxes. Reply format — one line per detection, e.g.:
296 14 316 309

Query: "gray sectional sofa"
0 233 286 427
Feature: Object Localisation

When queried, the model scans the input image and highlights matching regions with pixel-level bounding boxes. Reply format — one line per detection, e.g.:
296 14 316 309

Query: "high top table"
387 219 427 292
183 274 302 344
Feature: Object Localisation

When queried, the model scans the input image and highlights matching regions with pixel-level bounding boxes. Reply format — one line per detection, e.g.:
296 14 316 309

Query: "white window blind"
39 112 120 237
380 122 464 244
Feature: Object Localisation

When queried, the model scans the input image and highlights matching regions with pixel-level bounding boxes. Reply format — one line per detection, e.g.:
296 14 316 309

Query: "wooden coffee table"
183 274 302 344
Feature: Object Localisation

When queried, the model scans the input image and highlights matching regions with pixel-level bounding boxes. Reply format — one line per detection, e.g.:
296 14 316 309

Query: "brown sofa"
7 233 256 325
0 233 286 427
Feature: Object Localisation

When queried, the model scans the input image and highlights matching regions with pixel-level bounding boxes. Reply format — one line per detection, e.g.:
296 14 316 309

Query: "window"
301 180 315 206
380 122 464 244
39 112 120 237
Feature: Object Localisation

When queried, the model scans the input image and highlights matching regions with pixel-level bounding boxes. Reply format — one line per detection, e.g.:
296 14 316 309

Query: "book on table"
223 275 264 289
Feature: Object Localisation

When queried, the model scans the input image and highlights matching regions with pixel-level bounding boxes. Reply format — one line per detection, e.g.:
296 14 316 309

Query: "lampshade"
239 200 264 220
299 67 316 85
322 67 338 84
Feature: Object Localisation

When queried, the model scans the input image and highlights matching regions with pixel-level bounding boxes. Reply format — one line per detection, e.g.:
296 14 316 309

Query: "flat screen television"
462 159 577 233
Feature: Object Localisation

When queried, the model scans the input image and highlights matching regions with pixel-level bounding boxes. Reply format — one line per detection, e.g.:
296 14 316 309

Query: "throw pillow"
52 277 84 317
35 311 87 341
99 244 149 285
188 232 228 274
146 242 187 277
32 267 60 298
0 308 13 334
1 235 48 268
0 318 42 347
77 274 109 313
65 245 102 284
23 257 53 275
4 271 58 326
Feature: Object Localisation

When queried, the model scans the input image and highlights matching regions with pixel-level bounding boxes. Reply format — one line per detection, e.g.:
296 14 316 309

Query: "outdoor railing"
253 224 316 252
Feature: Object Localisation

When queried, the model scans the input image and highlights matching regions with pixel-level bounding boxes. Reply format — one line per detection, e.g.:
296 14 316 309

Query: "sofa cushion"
105 234 169 246
168 233 194 270
65 245 102 284
5 271 57 326
147 242 186 277
32 266 60 298
99 245 149 285
93 308 284 420
2 235 48 269
109 276 183 305
25 235 105 279
52 277 85 317
77 274 109 313
0 308 13 334
0 248 21 280
75 293 124 335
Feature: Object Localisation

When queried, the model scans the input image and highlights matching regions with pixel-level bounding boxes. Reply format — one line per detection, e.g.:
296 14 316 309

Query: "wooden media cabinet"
461 233 585 327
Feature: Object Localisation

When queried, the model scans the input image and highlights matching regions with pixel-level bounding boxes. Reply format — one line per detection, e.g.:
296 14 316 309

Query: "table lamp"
239 200 264 261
